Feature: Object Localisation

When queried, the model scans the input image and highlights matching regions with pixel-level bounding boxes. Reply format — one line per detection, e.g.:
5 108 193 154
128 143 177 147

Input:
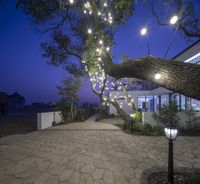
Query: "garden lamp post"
130 114 135 133
164 124 178 184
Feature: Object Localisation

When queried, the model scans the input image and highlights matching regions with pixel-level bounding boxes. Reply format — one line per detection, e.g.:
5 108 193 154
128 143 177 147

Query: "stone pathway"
0 115 200 184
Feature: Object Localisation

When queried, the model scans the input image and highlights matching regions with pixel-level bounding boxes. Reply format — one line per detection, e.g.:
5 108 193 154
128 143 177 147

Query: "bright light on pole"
140 27 147 36
170 15 178 24
140 27 150 55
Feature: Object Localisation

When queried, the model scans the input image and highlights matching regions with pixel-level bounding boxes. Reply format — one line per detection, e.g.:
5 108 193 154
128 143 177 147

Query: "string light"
84 2 91 9
88 28 92 34
99 40 103 45
81 0 133 113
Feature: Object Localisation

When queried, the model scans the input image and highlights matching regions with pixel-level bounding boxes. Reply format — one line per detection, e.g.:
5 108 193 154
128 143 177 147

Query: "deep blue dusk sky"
0 1 198 104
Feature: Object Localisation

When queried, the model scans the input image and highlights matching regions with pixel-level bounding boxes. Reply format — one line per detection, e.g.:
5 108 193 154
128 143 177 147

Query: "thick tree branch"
103 53 200 100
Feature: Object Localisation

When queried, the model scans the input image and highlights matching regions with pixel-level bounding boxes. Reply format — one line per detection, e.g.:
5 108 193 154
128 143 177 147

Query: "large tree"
17 0 200 120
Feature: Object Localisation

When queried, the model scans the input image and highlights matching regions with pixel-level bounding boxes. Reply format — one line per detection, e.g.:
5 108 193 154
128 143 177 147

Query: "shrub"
56 104 70 123
153 101 180 127
134 111 142 123
185 107 200 125
132 122 143 132
143 124 153 134
152 125 164 136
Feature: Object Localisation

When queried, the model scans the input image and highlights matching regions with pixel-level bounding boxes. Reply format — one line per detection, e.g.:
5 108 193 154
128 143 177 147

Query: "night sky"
0 1 198 104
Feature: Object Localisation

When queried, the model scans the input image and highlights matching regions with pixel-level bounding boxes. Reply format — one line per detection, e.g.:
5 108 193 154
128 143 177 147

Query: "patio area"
0 117 200 184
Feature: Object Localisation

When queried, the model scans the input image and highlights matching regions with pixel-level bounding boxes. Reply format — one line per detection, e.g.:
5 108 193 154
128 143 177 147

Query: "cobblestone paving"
0 116 200 184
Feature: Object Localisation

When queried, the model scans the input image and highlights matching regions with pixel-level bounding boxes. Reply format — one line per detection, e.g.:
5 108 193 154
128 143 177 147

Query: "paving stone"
80 173 94 184
92 169 104 180
47 165 65 175
33 173 49 184
81 164 95 173
0 174 23 184
113 172 128 184
103 170 115 184
44 175 59 184
59 169 73 182
68 170 80 183
94 159 105 169
0 115 200 184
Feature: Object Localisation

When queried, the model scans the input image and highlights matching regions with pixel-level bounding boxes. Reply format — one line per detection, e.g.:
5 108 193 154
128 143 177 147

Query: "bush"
152 125 164 136
132 122 143 132
56 103 96 123
153 101 180 127
56 104 70 123
133 123 164 136
134 111 142 123
143 124 153 134
185 107 200 125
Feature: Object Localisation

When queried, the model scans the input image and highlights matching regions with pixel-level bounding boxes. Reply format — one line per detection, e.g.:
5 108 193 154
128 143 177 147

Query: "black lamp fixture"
164 124 178 184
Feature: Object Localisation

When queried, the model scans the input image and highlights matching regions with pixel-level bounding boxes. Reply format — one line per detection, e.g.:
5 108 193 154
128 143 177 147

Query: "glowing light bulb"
170 15 178 24
99 40 103 45
84 10 87 14
140 27 147 35
103 2 107 7
106 47 110 51
69 0 74 4
88 28 92 34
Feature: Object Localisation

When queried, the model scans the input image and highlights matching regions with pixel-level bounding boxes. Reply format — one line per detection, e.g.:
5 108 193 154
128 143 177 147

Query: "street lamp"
165 124 178 184
140 27 150 55
170 15 178 25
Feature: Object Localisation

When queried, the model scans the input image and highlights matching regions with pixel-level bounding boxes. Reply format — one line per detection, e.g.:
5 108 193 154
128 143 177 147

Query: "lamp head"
140 27 147 36
165 124 178 140
170 15 178 24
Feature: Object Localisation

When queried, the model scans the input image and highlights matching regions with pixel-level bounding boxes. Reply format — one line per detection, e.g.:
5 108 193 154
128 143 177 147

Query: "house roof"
172 39 200 60
9 92 25 100
148 87 172 96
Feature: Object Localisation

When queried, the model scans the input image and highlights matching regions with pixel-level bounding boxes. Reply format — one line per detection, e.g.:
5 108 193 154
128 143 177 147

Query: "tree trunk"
109 100 130 122
103 55 200 100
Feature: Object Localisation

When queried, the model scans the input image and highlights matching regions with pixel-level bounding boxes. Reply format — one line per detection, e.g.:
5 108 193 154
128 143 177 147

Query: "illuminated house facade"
109 40 200 114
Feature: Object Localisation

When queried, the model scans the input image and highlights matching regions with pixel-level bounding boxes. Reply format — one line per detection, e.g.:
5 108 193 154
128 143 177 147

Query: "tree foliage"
16 0 200 119
57 76 81 121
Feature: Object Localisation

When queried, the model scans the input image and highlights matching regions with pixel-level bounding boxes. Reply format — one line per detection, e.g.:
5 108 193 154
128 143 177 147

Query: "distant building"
8 92 25 109
0 92 8 115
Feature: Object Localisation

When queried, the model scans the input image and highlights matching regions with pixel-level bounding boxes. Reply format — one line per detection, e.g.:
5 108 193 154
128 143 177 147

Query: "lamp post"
140 27 150 55
130 114 135 133
164 124 178 184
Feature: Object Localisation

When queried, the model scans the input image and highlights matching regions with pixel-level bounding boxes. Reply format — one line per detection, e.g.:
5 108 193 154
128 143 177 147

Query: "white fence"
37 111 63 130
